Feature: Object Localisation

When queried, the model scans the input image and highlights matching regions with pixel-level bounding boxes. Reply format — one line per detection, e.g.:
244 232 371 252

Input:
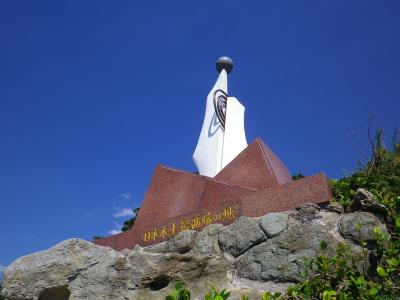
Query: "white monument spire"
193 57 248 177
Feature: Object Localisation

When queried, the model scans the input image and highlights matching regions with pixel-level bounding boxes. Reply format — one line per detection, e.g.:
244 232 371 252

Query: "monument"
193 57 247 177
94 57 332 250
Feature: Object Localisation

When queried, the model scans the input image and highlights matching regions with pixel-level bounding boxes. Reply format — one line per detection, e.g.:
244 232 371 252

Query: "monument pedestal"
94 138 332 250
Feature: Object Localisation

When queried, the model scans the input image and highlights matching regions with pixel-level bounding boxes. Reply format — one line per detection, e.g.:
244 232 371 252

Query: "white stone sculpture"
193 57 248 177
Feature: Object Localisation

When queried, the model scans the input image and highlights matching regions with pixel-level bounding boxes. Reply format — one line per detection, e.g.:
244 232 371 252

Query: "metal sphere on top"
216 56 234 74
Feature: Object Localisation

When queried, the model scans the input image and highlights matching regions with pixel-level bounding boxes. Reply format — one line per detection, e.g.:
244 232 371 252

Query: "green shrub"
331 129 400 216
261 291 281 300
204 284 230 300
288 128 400 299
165 282 191 300
292 173 305 180
286 220 400 299
122 207 140 232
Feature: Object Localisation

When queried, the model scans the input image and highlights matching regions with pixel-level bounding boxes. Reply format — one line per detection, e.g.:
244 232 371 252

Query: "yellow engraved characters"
202 212 213 226
143 206 238 243
191 217 202 230
223 207 236 220
170 223 176 236
144 231 152 242
160 226 168 239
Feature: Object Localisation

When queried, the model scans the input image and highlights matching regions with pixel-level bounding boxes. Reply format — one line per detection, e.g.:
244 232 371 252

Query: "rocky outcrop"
259 212 288 237
236 212 340 282
192 224 223 255
348 188 389 218
166 230 197 254
2 202 388 300
218 216 266 257
338 211 387 244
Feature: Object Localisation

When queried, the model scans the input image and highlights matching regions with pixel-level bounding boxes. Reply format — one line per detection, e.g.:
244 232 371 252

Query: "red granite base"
94 138 332 250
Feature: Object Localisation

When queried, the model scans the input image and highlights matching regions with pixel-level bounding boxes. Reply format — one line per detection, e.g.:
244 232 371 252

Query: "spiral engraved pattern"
213 89 228 129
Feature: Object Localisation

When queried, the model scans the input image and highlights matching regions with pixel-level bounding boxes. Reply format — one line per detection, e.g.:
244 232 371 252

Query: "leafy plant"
372 224 400 296
261 291 281 300
165 282 191 300
331 128 400 215
292 173 305 180
285 129 400 299
204 284 230 300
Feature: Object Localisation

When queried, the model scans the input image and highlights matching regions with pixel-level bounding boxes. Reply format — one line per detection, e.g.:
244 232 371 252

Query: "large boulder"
192 224 223 254
348 188 389 218
235 212 340 282
339 211 387 243
218 216 266 257
2 239 119 300
166 230 197 254
2 238 233 300
259 212 288 237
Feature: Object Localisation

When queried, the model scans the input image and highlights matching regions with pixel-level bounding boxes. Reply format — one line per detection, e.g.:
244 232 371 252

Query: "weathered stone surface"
166 230 197 254
218 216 266 257
143 241 167 253
2 207 388 300
339 211 387 243
2 239 119 300
235 219 339 282
326 202 344 214
2 238 233 300
294 203 321 223
349 188 389 218
259 212 288 237
193 224 223 254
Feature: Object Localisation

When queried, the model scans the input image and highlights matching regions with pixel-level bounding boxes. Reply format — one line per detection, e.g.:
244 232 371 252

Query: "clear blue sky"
1 1 399 269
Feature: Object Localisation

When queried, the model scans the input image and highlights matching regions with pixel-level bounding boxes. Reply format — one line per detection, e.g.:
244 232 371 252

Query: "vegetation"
165 282 191 300
121 208 140 232
162 282 282 300
286 128 400 299
292 173 305 180
292 128 400 300
203 285 230 300
156 128 400 300
331 130 400 216
286 227 399 299
92 207 140 240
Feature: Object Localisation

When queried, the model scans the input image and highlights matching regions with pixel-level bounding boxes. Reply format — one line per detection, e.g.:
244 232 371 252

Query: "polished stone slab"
94 138 332 250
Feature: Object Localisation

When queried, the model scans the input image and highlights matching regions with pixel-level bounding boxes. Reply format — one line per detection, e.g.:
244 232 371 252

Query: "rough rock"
236 211 341 282
339 211 387 243
192 223 223 254
294 203 321 223
2 238 232 300
2 239 119 300
259 212 288 237
326 202 344 214
166 230 197 254
143 241 167 253
349 188 389 218
218 216 266 257
2 207 389 300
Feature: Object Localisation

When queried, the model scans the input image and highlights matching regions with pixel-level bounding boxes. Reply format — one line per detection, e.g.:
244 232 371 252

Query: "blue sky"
1 1 399 268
